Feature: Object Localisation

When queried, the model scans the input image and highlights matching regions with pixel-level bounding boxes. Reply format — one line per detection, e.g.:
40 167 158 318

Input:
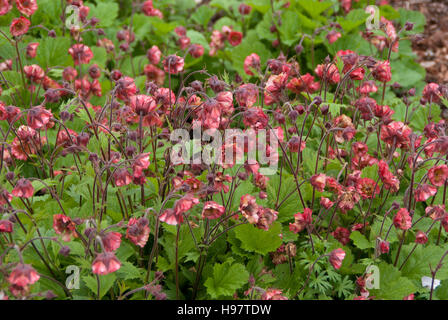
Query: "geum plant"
0 0 447 300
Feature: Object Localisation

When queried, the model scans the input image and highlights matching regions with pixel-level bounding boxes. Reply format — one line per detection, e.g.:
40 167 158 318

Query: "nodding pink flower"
393 208 412 230
286 73 320 94
244 53 260 76
372 60 392 83
256 207 278 230
114 168 132 187
189 43 204 58
27 105 53 130
159 208 182 225
287 136 306 153
228 31 243 46
129 94 157 116
243 107 268 130
337 186 360 213
174 195 199 216
26 42 39 58
332 227 351 245
355 97 377 121
202 201 226 220
239 194 259 224
329 248 345 269
414 184 437 202
101 232 122 252
235 83 258 108
174 26 186 37
163 55 184 74
92 252 121 275
126 217 150 247
0 0 12 16
378 240 390 254
356 178 380 200
378 160 400 193
428 165 448 187
132 153 150 178
15 0 38 16
289 208 312 233
261 288 288 300
357 80 378 95
144 64 165 86
12 178 34 198
320 197 334 209
146 45 162 65
216 91 234 116
10 16 31 37
0 59 12 71
310 174 327 192
8 264 39 287
115 76 137 101
62 67 78 82
141 0 153 15
415 231 428 244
326 30 341 44
380 121 412 149
0 220 13 233
425 205 446 220
315 63 340 84
78 5 90 22
239 3 252 15
24 64 45 83
53 214 77 241
177 36 190 50
340 0 351 13
68 44 93 65
0 103 18 123
422 83 441 103
264 72 288 105
209 30 225 56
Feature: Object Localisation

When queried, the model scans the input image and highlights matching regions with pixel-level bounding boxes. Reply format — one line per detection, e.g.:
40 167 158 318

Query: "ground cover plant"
0 0 448 301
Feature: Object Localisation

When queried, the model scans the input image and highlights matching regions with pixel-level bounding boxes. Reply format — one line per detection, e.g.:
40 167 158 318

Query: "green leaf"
204 259 249 298
116 261 143 281
191 6 215 28
233 222 282 255
369 262 416 300
297 0 333 18
35 37 71 70
350 231 374 250
83 273 116 299
89 2 119 28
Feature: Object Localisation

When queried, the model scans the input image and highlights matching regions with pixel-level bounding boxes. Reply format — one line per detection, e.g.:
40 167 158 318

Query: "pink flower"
256 207 278 230
428 165 448 187
10 16 30 37
8 264 39 287
289 208 312 233
239 194 259 224
332 227 350 245
115 76 137 101
287 136 306 153
101 232 122 252
378 240 390 254
320 197 334 209
326 30 341 44
378 160 400 193
393 208 412 230
235 83 258 108
27 105 53 130
69 44 94 65
129 94 157 116
261 288 288 300
189 44 204 58
163 55 184 74
92 253 121 275
53 214 77 241
15 0 38 16
372 60 391 83
26 42 39 58
228 31 243 46
414 184 437 202
415 231 428 244
0 220 13 233
114 168 132 187
202 201 226 219
244 53 260 76
24 64 45 83
12 178 34 198
0 0 12 16
329 248 345 269
380 121 412 149
315 63 340 84
239 3 252 15
126 217 150 248
146 45 162 65
286 73 320 94
310 174 326 192
356 178 380 199
422 83 441 103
